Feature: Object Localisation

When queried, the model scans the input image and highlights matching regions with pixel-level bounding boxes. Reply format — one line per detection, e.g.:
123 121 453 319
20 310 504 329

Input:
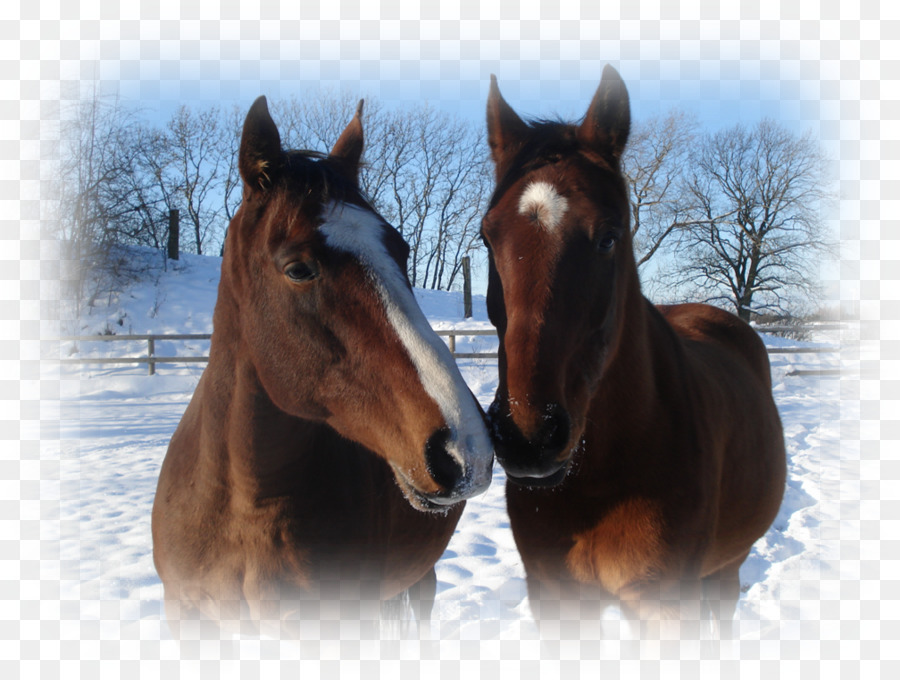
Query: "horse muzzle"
391 426 493 512
487 399 573 486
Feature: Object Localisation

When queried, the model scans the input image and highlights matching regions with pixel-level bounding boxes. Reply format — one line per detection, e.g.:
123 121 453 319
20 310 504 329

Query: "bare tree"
62 90 492 294
358 104 414 221
674 119 832 321
272 94 492 291
219 104 245 223
161 105 227 255
58 90 163 304
420 131 492 290
125 105 234 257
59 92 140 254
125 123 174 251
371 105 490 290
622 110 699 267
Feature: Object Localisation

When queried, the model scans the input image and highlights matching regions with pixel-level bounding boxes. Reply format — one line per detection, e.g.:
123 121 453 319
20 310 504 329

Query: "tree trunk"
167 209 180 261
462 256 472 319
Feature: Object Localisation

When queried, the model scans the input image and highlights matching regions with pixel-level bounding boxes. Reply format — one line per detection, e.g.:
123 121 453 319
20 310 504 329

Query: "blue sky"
50 4 871 307
96 51 827 142
98 65 833 304
97 53 833 298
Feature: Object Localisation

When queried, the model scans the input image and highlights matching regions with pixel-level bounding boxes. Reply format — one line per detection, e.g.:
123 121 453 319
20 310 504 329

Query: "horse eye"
597 234 617 254
284 261 319 283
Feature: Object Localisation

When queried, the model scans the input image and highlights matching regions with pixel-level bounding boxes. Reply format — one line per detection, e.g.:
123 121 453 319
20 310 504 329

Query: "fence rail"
754 324 845 376
59 330 500 375
59 326 842 376
752 323 847 334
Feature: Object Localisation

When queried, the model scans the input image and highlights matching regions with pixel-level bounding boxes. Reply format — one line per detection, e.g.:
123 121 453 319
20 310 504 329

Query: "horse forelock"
488 119 622 215
280 151 369 211
230 150 380 254
488 121 575 208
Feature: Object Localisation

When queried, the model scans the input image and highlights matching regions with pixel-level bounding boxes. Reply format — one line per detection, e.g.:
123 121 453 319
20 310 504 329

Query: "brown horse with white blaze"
151 97 493 637
481 66 786 636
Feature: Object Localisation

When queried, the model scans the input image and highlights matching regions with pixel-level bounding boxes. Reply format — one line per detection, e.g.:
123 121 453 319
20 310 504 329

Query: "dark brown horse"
151 97 493 638
481 66 786 637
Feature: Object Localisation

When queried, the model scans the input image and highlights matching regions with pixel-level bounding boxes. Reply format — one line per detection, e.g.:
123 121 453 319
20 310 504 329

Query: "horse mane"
278 149 372 208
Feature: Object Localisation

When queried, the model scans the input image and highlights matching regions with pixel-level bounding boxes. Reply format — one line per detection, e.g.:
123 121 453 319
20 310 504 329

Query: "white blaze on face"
518 181 569 231
319 201 493 497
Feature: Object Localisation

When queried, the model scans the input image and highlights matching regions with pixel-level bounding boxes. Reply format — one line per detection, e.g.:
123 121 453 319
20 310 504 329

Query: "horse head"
482 66 642 485
221 96 493 509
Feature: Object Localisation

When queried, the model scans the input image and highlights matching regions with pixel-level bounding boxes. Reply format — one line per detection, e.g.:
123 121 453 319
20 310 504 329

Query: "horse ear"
486 75 529 180
328 100 365 184
239 96 282 193
578 65 631 161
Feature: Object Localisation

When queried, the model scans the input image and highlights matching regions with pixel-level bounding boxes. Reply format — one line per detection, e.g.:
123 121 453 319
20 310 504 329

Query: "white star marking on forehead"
518 181 569 231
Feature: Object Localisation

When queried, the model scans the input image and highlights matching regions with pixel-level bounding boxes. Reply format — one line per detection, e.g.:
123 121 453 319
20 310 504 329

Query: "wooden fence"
753 324 846 377
59 329 500 375
59 326 842 377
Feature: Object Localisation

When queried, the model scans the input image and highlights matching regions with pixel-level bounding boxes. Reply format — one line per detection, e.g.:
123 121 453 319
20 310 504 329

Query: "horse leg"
702 552 747 640
524 575 562 632
523 577 613 640
162 591 244 661
379 569 438 640
619 578 705 641
407 567 438 624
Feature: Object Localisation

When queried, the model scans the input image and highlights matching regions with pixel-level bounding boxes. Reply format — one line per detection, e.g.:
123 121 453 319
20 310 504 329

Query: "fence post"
448 333 456 356
167 209 180 261
462 256 472 319
148 337 156 376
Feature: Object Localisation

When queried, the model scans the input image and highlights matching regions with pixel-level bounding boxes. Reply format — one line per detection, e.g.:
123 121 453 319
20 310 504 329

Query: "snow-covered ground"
52 250 855 670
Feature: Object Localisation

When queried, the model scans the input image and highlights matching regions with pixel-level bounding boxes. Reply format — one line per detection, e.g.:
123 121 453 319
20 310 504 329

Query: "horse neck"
573 258 708 497
203 287 331 505
593 263 671 429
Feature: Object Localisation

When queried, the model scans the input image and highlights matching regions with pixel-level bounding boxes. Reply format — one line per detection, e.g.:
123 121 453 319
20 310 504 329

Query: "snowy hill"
58 249 852 667
68 248 496 337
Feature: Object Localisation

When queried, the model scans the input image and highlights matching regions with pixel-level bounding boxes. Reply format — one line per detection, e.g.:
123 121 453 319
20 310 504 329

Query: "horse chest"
511 493 670 597
565 497 669 595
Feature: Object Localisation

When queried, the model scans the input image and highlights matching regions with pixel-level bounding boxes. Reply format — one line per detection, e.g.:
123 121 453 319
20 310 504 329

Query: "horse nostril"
424 427 464 491
540 406 570 455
